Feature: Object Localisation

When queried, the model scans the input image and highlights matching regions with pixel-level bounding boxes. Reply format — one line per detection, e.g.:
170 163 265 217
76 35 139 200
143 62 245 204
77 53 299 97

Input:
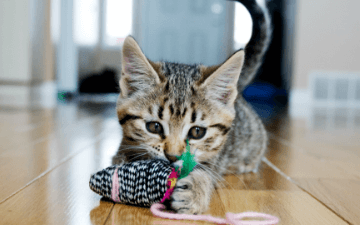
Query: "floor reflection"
90 199 114 225
310 107 360 131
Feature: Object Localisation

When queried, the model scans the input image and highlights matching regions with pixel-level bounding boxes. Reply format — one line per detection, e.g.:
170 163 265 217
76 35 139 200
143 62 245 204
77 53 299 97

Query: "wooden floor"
0 102 359 224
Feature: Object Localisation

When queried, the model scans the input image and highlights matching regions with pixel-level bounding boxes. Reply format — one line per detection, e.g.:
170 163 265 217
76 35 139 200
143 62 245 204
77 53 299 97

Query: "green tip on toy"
176 139 197 179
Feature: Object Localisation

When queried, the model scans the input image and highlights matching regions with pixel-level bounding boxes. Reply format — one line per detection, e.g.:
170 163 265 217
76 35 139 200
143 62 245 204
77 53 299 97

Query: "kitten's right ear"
120 36 161 98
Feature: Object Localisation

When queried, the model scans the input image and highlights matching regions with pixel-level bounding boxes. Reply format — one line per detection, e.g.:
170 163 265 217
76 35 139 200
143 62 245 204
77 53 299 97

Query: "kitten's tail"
233 0 272 91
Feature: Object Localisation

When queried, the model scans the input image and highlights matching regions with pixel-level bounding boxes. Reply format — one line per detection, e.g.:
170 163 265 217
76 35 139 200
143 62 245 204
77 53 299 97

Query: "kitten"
112 0 271 214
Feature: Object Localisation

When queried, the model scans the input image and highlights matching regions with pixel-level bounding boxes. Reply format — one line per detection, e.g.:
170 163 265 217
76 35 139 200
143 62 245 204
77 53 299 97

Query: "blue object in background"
243 82 287 121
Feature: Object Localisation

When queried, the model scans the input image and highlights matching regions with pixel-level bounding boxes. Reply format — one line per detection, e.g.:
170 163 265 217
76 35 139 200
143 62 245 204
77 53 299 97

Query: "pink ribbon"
111 168 121 203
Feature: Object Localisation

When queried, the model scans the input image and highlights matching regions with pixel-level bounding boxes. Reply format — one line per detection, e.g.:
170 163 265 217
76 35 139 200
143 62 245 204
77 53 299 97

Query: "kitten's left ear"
198 50 245 106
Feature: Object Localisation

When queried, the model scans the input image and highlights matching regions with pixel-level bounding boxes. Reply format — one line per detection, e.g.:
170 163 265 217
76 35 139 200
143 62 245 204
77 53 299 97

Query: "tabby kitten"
112 0 271 214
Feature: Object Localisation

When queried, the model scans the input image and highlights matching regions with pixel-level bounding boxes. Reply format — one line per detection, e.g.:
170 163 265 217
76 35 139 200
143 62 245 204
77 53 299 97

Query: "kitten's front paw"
170 170 213 214
239 156 263 173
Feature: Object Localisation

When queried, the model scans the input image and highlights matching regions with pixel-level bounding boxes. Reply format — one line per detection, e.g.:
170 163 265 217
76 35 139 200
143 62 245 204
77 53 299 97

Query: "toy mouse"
89 140 279 224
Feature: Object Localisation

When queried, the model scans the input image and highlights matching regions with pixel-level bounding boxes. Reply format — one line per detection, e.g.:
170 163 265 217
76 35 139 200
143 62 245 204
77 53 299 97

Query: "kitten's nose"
164 152 178 163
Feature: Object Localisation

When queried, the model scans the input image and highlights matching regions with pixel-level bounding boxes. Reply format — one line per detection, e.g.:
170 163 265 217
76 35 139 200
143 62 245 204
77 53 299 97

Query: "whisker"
197 164 227 188
125 151 147 157
120 143 148 147
200 165 234 200
118 148 145 153
129 153 148 161
119 145 148 150
198 163 236 194
199 167 223 187
199 160 249 206
196 164 233 200
204 160 249 190
118 144 150 153
196 165 221 185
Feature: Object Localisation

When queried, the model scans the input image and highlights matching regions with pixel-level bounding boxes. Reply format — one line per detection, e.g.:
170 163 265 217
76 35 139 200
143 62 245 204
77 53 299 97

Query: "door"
134 0 234 66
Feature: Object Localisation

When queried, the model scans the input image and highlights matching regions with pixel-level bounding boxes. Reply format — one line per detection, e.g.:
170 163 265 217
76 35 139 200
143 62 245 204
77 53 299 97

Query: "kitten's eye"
146 122 163 134
188 126 206 140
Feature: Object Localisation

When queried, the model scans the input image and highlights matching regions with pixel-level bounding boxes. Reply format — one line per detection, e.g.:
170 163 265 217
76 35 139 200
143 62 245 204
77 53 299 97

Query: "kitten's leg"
170 169 214 214
224 98 268 175
238 150 265 173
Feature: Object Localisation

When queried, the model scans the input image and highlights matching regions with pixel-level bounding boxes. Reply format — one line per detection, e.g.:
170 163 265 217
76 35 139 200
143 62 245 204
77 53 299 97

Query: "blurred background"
1 0 360 124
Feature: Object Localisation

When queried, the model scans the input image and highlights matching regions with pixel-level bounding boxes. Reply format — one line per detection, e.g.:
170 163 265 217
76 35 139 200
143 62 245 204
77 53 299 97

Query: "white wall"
291 0 360 119
293 0 360 89
0 0 56 108
0 0 31 83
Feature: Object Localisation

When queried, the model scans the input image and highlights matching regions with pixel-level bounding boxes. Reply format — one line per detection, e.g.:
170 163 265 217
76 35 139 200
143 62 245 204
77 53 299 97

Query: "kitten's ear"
120 36 161 98
199 50 245 106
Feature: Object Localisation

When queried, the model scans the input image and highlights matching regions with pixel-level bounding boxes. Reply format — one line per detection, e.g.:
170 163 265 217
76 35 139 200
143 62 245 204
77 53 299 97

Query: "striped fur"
112 0 271 214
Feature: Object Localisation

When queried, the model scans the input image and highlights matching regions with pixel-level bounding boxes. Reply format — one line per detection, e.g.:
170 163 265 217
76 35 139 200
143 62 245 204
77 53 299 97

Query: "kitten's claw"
170 170 213 214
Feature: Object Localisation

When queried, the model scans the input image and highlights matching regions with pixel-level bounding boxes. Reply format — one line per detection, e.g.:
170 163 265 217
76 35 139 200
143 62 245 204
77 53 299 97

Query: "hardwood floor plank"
297 178 360 224
223 163 301 191
0 109 53 137
0 104 107 155
218 162 347 224
266 115 359 224
0 128 120 225
266 138 358 180
0 105 119 202
268 117 360 178
0 119 119 202
217 189 347 225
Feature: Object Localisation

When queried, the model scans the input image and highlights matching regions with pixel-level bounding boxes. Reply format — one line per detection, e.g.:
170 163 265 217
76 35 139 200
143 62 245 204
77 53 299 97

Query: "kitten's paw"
170 170 213 214
239 157 262 173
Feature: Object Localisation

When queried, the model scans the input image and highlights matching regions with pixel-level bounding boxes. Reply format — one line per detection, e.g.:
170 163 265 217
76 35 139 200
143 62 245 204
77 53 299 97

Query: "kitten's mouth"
164 153 178 163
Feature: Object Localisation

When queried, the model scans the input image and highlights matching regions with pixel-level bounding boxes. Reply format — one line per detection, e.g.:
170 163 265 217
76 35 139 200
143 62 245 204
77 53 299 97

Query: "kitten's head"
117 36 244 164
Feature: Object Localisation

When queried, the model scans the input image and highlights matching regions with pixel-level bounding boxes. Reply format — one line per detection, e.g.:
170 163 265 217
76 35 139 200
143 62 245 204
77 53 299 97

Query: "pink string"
150 203 279 225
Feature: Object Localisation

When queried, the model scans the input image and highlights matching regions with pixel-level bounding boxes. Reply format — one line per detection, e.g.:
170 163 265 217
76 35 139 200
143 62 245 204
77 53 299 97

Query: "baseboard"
77 93 118 103
0 85 31 107
30 81 57 108
289 88 311 119
0 81 57 108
